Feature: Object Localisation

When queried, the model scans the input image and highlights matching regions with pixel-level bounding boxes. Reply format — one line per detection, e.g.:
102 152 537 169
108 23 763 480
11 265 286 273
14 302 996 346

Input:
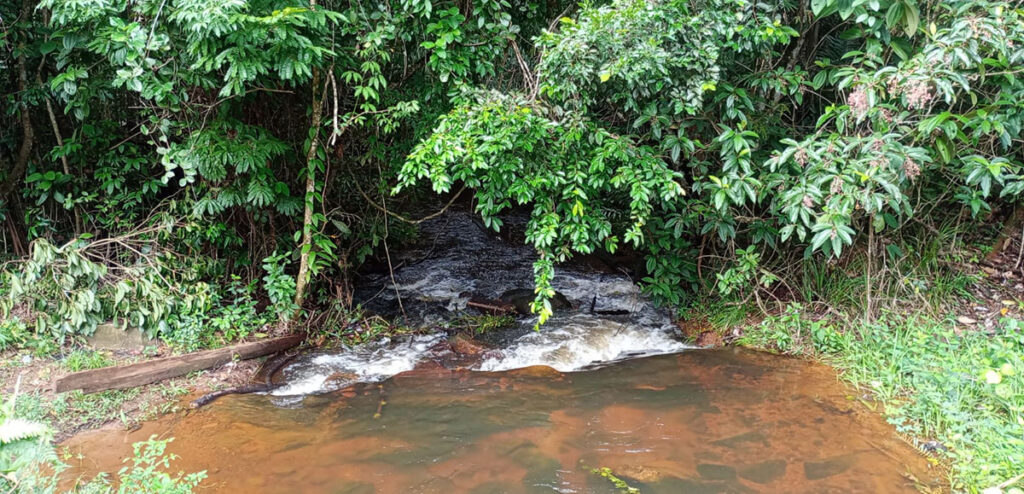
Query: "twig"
351 172 466 225
373 383 386 419
378 165 406 319
467 300 513 314
1015 222 1024 269
997 472 1024 490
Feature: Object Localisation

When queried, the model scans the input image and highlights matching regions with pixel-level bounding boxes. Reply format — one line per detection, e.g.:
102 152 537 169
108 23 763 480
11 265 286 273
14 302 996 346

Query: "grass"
14 388 145 435
443 313 516 334
309 305 422 347
832 315 1024 492
739 308 1024 493
61 349 115 372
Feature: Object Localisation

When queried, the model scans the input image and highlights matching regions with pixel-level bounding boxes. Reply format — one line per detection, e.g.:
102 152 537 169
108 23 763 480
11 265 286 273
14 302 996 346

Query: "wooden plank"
55 334 305 394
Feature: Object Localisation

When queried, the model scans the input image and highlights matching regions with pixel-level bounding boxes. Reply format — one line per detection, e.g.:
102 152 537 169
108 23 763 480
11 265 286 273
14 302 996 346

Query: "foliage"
307 304 418 347
75 437 206 494
0 317 46 354
2 0 572 335
0 0 1020 334
399 0 1024 317
161 276 272 351
0 235 270 351
444 314 516 335
397 90 687 323
738 303 848 354
590 466 640 494
0 378 57 493
261 251 298 317
835 315 1024 492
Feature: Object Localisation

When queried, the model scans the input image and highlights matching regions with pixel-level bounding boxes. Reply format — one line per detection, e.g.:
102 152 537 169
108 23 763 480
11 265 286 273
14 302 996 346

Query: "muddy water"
63 349 941 493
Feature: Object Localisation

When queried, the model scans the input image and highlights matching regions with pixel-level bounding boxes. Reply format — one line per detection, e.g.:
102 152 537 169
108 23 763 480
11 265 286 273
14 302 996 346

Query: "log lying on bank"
55 334 305 394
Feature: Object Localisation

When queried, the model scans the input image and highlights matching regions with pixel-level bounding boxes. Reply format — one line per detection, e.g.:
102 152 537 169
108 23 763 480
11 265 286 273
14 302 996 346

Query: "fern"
0 419 48 445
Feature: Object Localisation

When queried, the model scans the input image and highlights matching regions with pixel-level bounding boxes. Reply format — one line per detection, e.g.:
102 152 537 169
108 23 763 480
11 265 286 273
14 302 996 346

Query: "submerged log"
189 346 304 409
55 334 305 394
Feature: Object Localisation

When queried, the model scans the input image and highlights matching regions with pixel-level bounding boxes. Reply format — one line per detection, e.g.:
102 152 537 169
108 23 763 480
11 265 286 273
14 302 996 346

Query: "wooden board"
55 334 305 394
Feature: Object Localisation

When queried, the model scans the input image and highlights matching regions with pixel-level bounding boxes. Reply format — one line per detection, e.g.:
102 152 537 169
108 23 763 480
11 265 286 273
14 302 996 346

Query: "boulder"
86 322 156 351
499 288 571 315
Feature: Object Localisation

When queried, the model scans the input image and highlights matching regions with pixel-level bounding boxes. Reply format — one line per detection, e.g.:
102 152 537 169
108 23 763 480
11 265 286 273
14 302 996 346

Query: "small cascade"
274 210 690 396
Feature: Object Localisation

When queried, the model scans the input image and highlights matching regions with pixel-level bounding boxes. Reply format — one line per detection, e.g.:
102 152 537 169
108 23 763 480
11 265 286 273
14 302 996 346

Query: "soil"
0 343 265 442
963 223 1024 331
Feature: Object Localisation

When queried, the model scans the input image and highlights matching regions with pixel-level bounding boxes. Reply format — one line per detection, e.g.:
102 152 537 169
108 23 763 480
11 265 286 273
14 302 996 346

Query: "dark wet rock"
738 460 787 484
449 332 495 356
503 441 558 470
471 324 535 348
697 463 737 481
804 453 858 480
501 441 562 488
86 322 155 351
466 296 516 315
711 431 767 448
499 288 571 315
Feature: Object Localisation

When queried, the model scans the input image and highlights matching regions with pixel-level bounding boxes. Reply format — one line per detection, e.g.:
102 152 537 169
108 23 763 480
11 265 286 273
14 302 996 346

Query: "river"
61 211 943 492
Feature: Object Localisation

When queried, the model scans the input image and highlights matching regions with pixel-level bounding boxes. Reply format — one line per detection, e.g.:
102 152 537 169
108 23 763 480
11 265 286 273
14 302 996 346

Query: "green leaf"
902 1 920 37
811 0 833 16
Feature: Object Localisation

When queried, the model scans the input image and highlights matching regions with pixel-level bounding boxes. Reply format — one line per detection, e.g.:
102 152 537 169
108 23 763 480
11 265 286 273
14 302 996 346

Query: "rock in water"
449 332 495 356
499 288 571 315
803 454 857 480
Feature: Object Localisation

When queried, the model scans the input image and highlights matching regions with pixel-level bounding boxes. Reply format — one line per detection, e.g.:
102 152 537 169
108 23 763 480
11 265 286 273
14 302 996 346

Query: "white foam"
271 334 444 396
272 313 689 397
477 314 689 372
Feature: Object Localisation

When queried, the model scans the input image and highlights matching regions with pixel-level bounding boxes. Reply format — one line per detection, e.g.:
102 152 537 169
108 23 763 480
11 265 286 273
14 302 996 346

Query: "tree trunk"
2 4 35 255
2 9 34 200
291 67 324 321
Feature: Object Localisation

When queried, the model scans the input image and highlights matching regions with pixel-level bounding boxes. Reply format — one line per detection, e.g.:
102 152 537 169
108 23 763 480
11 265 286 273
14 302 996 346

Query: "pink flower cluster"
888 75 934 110
830 176 843 195
795 148 809 167
848 87 870 117
904 81 934 110
903 158 921 180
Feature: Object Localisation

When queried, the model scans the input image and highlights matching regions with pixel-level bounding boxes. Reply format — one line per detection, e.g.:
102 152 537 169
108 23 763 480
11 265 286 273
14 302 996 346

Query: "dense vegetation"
2 0 1024 491
3 0 1023 331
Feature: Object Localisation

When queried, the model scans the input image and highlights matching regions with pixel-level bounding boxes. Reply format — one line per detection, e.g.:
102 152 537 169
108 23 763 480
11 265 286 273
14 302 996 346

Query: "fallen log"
55 334 305 394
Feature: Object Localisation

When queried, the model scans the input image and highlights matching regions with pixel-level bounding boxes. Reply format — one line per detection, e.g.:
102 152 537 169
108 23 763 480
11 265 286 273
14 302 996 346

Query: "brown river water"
62 348 943 493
